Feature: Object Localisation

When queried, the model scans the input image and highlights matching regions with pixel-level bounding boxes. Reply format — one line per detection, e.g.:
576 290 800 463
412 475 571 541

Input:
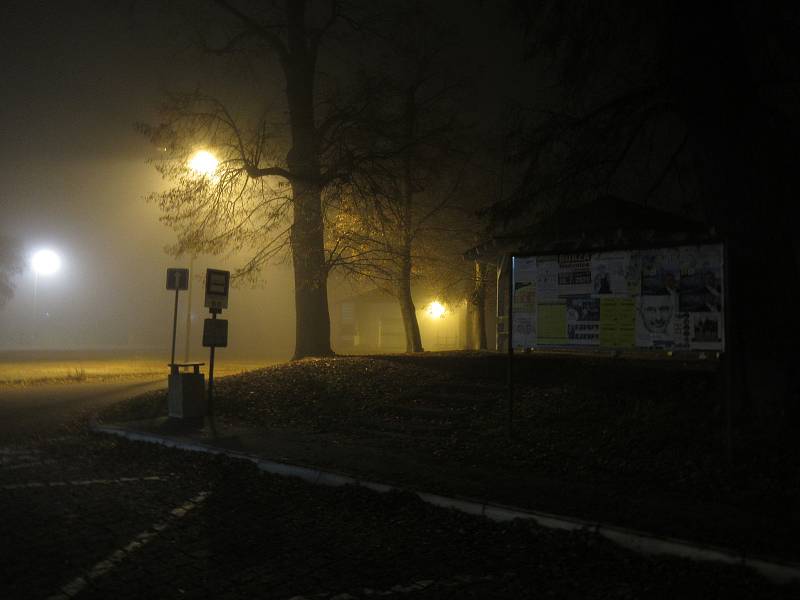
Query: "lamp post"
183 150 218 361
184 254 195 362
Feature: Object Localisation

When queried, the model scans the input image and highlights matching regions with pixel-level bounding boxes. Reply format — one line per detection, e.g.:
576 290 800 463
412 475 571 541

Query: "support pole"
723 241 733 462
207 309 218 419
170 286 179 366
184 257 194 362
507 254 515 436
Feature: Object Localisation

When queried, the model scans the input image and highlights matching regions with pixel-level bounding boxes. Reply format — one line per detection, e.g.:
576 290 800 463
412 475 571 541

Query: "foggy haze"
0 2 300 360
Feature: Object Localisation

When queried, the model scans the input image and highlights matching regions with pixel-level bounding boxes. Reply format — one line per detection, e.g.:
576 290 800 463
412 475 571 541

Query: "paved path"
0 379 165 441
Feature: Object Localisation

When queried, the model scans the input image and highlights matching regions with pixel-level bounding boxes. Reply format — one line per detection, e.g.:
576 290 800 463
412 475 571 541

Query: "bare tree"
327 1 474 352
142 0 372 359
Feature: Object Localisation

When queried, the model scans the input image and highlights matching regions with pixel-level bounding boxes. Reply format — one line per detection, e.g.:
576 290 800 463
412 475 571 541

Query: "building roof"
465 196 714 261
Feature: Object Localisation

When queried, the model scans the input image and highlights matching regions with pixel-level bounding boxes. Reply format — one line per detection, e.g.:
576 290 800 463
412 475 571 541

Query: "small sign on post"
203 318 228 347
204 269 230 310
166 268 189 291
166 267 190 366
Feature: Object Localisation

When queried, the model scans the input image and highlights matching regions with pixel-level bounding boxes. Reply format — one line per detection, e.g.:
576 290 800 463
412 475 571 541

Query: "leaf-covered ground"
99 351 800 561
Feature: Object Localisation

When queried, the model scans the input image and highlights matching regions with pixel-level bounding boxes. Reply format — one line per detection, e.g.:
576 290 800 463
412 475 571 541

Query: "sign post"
203 269 230 419
166 268 189 366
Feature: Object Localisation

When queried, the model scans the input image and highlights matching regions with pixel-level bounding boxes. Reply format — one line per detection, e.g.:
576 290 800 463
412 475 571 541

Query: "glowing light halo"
426 300 446 319
187 150 219 176
31 249 61 276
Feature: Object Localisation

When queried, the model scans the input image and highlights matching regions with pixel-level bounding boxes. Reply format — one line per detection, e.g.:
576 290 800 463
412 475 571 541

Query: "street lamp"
426 300 446 319
32 249 61 276
188 150 219 177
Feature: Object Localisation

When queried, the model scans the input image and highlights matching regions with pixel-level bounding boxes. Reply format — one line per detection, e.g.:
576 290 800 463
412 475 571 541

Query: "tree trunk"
466 260 488 350
397 252 423 353
395 85 423 353
285 1 332 359
289 177 332 359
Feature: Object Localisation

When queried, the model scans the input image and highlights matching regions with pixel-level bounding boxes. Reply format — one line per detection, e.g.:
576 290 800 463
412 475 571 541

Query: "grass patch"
99 351 800 559
0 356 277 387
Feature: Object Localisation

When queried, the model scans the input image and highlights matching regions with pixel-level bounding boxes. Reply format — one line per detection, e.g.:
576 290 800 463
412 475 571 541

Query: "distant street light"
32 249 61 276
426 300 446 319
188 150 219 176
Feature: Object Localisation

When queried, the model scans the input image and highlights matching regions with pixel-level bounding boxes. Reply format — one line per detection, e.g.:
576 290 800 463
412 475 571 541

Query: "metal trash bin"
167 362 206 418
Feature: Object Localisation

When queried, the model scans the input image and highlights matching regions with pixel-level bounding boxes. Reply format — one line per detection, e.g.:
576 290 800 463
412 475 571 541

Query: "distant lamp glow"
188 150 219 176
31 249 61 276
426 300 446 319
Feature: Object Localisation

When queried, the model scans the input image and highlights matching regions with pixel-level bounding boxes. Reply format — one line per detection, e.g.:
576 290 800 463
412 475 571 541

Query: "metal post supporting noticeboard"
722 240 733 462
507 254 515 436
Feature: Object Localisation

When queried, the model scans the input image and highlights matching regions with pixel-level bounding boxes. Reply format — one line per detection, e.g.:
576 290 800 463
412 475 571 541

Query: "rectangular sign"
509 244 725 352
166 268 189 291
202 318 228 347
204 269 230 310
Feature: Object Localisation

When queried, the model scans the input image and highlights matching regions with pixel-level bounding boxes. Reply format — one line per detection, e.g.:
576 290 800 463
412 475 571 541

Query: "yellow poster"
600 298 636 347
538 303 567 345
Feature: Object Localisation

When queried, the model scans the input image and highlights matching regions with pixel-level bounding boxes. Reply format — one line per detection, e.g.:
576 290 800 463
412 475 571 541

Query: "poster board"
509 243 725 352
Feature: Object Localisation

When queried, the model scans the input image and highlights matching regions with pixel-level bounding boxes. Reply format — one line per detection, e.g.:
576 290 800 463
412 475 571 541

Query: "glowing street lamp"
426 300 446 319
188 150 219 176
32 249 61 276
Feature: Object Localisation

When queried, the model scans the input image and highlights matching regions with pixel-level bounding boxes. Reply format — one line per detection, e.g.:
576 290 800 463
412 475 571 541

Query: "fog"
0 2 509 361
0 155 297 359
0 2 299 360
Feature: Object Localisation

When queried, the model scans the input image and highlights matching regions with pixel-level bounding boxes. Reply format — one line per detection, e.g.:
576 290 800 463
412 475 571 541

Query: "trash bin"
167 362 206 418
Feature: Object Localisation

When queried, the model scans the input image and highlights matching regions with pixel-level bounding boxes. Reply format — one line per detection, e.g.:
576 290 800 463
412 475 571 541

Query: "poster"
536 256 559 302
678 246 723 313
641 249 680 296
635 292 679 348
672 312 691 349
538 303 567 345
590 253 628 297
625 251 642 296
599 298 636 347
557 253 592 296
690 312 724 350
566 297 600 345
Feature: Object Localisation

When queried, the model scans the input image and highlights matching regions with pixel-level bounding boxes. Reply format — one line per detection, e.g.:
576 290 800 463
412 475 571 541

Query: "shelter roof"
465 196 714 262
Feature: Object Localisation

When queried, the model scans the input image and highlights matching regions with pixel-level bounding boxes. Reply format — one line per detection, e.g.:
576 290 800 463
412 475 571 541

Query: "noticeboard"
204 269 230 310
506 243 725 352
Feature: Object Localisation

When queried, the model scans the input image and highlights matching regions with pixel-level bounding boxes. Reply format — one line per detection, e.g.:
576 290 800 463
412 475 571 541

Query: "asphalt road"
0 378 165 441
0 380 797 598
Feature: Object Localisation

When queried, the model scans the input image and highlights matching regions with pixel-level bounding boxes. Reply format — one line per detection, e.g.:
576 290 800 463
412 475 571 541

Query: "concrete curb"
90 422 800 586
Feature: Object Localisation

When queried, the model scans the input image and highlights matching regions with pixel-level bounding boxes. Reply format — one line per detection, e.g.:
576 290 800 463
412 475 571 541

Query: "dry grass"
0 357 277 387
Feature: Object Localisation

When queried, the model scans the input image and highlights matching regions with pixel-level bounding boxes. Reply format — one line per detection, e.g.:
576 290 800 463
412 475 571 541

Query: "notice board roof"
465 197 715 262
